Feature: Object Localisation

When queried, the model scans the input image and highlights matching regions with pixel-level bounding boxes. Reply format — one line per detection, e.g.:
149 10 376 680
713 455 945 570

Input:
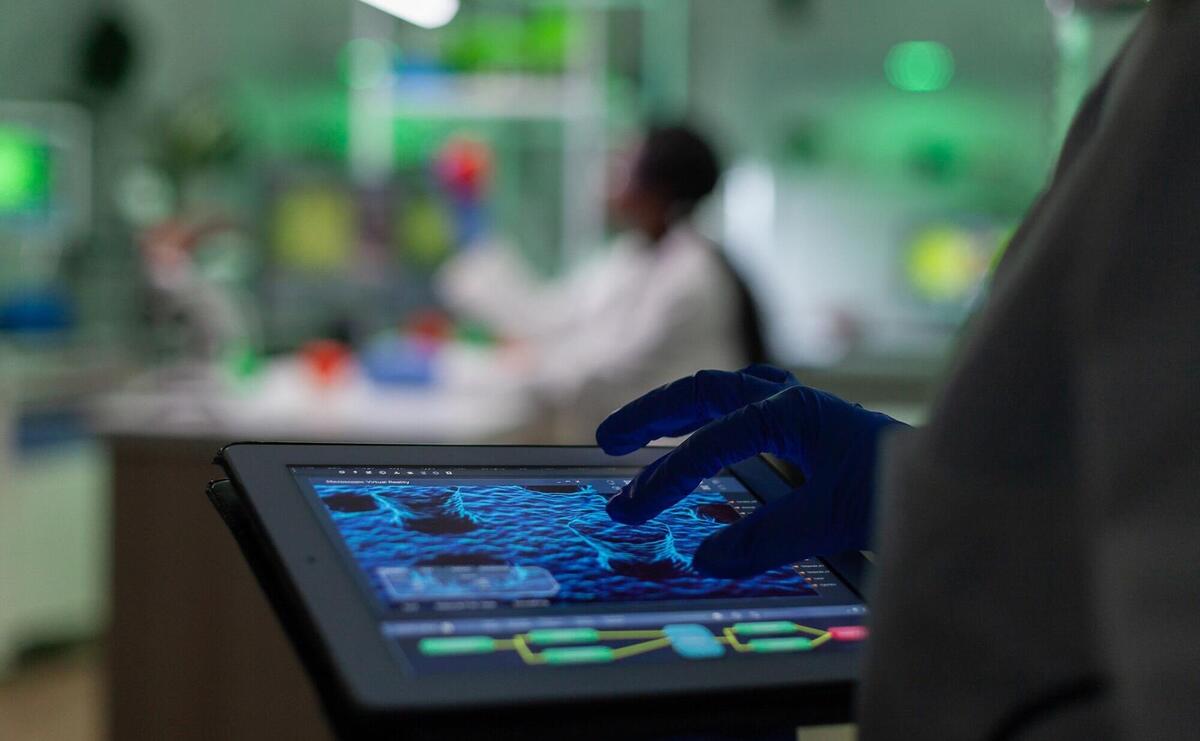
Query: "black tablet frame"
214 442 871 738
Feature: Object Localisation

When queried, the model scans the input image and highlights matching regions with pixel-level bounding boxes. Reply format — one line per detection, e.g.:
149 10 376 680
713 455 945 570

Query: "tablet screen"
290 465 867 673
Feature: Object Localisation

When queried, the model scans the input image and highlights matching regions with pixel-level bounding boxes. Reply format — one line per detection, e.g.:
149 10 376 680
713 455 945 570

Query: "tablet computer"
212 443 871 738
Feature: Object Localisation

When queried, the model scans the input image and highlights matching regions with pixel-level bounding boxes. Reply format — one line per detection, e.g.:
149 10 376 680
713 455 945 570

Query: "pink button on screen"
828 625 869 642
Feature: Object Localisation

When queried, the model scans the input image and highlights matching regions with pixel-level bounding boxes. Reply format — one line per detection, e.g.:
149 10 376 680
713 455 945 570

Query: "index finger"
597 368 789 456
606 401 779 524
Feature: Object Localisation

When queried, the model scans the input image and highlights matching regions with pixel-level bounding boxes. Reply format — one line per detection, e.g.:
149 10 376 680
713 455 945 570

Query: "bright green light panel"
885 41 955 93
0 125 51 213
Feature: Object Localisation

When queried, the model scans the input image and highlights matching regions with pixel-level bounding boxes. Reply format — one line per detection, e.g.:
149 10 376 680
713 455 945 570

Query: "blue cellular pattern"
314 483 816 606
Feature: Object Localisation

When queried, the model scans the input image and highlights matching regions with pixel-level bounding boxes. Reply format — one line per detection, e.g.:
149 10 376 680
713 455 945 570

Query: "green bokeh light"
0 126 51 213
885 41 955 93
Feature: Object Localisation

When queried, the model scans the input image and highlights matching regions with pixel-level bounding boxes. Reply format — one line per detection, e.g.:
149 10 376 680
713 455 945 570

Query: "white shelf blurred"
347 0 619 267
374 73 594 121
92 354 537 444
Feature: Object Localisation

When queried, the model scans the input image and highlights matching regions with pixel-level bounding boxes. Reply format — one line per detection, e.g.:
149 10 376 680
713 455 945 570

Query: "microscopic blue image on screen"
311 480 816 606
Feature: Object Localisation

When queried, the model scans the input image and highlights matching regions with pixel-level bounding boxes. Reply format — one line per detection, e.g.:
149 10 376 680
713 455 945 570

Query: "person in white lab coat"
439 125 764 433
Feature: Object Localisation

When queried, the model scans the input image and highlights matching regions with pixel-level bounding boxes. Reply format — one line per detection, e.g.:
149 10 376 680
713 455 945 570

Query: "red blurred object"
434 136 493 201
405 310 455 350
301 339 353 386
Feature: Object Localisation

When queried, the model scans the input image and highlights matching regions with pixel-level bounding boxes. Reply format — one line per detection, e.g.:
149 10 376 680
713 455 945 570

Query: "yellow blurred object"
905 225 986 303
398 196 453 268
271 184 356 271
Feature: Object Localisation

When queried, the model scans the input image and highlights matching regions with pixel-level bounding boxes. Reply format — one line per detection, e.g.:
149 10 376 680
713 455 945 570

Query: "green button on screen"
732 621 799 636
418 636 497 656
541 646 615 664
748 637 814 653
527 628 601 645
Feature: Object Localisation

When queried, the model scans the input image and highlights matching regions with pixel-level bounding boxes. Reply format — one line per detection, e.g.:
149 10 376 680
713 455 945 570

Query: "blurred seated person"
438 124 764 435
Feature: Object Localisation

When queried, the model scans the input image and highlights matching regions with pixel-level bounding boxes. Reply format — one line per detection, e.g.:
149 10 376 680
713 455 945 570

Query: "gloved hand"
596 365 906 577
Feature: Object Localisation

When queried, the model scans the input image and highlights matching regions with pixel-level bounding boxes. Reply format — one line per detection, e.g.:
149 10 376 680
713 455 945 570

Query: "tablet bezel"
217 442 870 719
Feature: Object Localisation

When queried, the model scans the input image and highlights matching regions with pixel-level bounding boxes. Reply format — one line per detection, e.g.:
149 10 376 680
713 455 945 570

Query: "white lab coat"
438 224 747 430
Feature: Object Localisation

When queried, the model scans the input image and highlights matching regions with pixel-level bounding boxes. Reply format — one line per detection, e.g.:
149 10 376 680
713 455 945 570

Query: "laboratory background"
0 0 1141 739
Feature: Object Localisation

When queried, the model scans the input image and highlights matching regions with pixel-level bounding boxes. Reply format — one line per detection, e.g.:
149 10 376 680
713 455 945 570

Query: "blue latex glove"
596 365 906 577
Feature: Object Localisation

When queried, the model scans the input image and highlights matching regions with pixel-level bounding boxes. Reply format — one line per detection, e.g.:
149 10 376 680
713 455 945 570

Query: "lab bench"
97 362 543 741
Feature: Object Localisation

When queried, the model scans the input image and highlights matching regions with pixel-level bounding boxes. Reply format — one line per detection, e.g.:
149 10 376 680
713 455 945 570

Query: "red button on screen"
828 625 869 642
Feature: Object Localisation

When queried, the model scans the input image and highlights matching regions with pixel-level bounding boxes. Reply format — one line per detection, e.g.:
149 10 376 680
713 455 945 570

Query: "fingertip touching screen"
289 465 867 675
